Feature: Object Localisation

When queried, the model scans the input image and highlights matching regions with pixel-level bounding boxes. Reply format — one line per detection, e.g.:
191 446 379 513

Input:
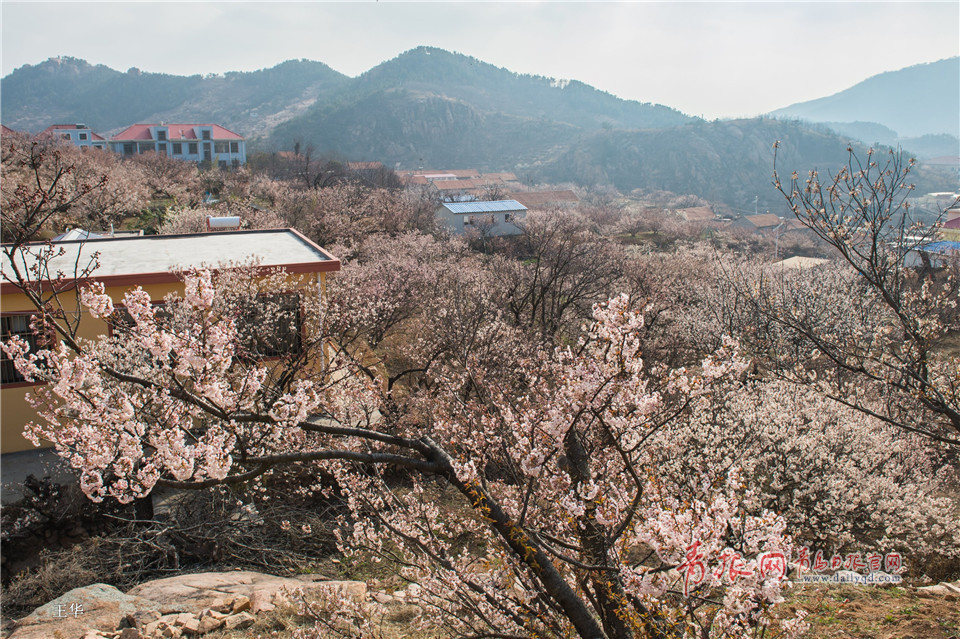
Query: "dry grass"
199 581 960 639
201 598 442 639
774 583 960 639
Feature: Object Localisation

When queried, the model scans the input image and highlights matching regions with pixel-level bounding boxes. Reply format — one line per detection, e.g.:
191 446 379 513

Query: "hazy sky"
2 1 957 119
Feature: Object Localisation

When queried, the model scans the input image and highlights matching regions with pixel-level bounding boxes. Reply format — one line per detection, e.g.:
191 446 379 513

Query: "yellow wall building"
1 229 340 454
941 211 960 242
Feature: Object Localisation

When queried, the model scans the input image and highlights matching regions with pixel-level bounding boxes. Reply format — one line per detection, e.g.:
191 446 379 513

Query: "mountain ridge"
769 57 959 139
2 50 956 209
1 55 351 136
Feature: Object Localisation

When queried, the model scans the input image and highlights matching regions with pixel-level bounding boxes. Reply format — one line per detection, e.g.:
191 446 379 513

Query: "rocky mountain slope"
3 49 956 208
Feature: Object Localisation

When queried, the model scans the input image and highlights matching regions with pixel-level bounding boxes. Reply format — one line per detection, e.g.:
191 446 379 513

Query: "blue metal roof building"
922 241 960 254
441 200 528 214
436 200 528 236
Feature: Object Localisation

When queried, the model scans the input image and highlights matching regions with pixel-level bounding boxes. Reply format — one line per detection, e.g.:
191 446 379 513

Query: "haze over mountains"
2 47 957 210
770 57 959 159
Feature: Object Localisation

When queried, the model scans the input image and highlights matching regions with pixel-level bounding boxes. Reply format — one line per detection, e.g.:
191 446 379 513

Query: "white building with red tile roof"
39 124 108 149
109 123 246 167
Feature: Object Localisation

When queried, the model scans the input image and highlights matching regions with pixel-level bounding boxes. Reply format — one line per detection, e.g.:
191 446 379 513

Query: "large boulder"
126 571 366 614
7 572 369 639
917 580 960 598
9 583 161 639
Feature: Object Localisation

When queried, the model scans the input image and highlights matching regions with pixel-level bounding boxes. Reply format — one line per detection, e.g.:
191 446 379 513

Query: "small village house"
436 200 528 236
674 206 716 223
729 213 783 233
1 229 340 455
109 123 247 168
507 190 580 209
941 209 960 242
38 124 108 150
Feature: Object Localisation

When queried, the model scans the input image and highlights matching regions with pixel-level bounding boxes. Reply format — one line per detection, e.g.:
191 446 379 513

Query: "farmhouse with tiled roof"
109 123 246 167
39 124 108 149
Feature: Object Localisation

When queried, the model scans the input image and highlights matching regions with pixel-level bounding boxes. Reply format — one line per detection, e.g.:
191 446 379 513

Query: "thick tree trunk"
564 429 634 639
426 438 608 639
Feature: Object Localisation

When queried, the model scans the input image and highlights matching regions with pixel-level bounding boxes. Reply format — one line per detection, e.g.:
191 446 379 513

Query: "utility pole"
774 222 785 260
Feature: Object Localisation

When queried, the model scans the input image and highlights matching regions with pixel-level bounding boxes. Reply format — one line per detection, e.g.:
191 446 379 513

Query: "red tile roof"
944 217 960 230
675 206 715 222
38 124 106 140
482 172 519 182
348 161 384 171
507 190 579 208
446 169 480 178
741 214 782 228
433 179 484 190
111 124 243 141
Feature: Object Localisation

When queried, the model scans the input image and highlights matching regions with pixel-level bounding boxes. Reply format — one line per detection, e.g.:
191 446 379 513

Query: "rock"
156 614 183 627
230 595 251 613
371 591 394 605
9 583 162 639
173 613 195 627
206 598 233 614
9 571 370 639
223 612 255 630
125 610 161 631
180 616 200 636
249 589 275 614
196 613 223 634
917 581 960 597
127 571 365 616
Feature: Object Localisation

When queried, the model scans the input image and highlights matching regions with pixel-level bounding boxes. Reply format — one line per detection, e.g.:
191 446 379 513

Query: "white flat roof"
2 229 340 292
773 256 830 270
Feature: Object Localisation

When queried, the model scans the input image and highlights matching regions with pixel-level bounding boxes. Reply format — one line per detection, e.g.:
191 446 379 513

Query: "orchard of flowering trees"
2 133 958 638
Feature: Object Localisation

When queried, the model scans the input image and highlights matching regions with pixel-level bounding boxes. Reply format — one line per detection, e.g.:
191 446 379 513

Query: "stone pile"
916 580 960 601
6 572 368 639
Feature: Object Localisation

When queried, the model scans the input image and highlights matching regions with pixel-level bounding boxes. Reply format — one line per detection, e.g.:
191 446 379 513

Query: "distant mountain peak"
770 57 959 138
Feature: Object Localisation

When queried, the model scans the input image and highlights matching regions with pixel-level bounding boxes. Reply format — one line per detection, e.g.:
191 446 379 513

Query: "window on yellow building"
110 294 303 361
239 293 303 359
1 315 37 384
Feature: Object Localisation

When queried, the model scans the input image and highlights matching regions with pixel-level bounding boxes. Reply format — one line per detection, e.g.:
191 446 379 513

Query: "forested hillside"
3 49 956 211
0 56 350 135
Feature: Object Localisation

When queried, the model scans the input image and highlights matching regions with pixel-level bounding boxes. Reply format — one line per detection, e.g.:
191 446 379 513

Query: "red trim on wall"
0 380 45 389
